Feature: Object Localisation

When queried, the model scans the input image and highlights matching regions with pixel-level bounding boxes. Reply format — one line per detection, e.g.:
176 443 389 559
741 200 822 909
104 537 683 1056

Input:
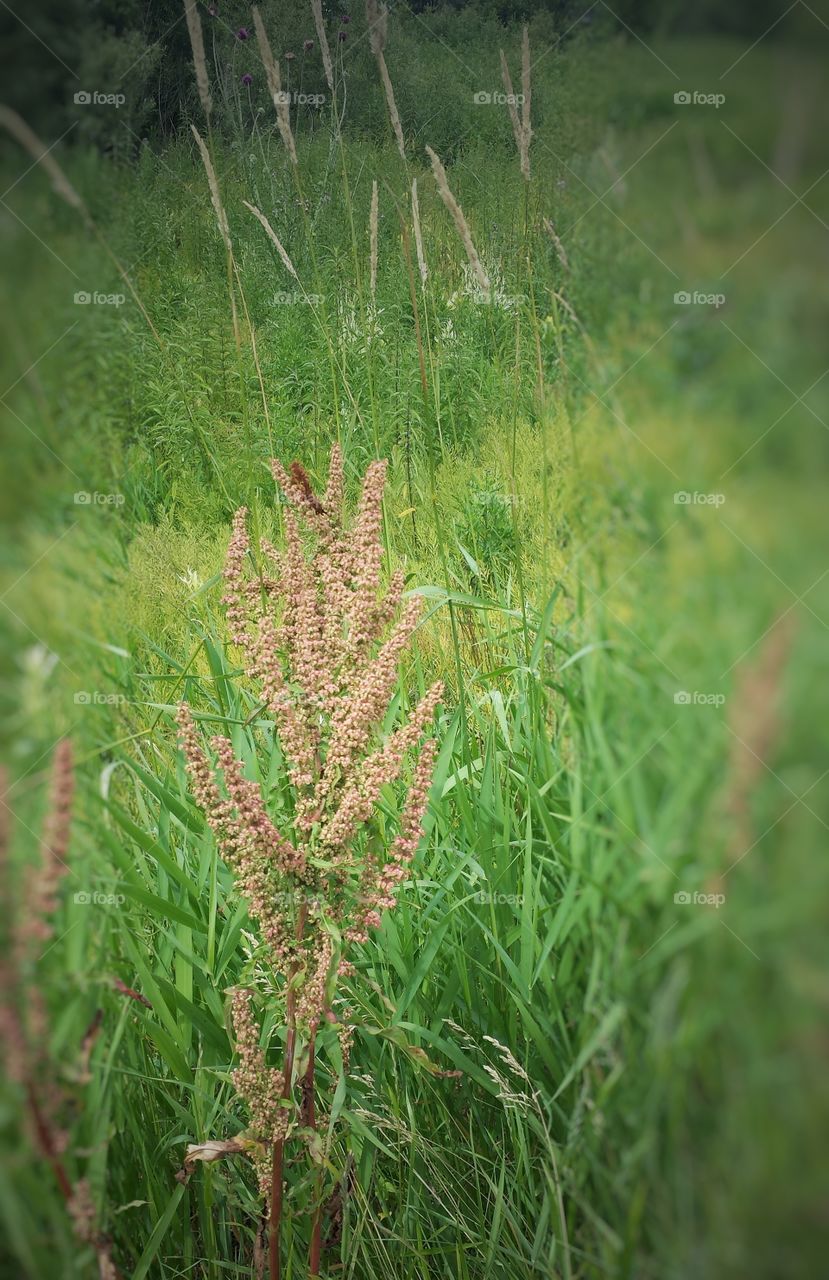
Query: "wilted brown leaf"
176 1138 248 1183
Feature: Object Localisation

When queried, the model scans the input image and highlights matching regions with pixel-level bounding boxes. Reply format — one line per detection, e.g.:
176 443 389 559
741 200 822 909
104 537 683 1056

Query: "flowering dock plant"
177 446 441 1274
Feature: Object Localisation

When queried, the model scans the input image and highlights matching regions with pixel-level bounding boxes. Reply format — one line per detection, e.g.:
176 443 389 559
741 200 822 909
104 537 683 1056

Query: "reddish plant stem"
269 1133 285 1280
27 1081 125 1279
303 1035 322 1274
269 1005 294 1280
270 905 307 1280
26 1081 72 1201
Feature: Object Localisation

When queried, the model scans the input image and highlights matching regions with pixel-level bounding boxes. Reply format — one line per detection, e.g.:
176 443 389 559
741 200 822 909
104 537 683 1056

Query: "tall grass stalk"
366 2 406 162
310 0 334 95
252 7 298 167
411 178 428 285
183 0 212 119
520 25 532 181
426 146 490 295
191 124 241 351
369 179 379 303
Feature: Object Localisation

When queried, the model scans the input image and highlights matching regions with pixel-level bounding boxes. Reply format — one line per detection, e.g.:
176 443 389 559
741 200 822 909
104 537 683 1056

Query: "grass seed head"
311 0 335 93
426 145 490 295
183 0 213 117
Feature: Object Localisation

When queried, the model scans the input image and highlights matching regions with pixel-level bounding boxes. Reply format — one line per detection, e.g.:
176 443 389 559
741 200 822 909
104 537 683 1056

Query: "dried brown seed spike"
290 462 326 513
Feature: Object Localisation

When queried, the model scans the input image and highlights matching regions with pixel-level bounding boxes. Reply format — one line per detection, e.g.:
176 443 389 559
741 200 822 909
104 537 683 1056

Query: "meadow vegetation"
1 5 827 1278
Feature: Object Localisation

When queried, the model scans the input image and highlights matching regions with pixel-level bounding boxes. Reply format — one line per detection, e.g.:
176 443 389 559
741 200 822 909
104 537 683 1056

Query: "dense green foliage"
1 10 827 1279
2 1 825 142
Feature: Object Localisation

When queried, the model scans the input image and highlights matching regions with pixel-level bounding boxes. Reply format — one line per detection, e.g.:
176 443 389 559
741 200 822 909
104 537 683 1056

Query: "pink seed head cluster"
0 744 74 1143
21 738 74 947
177 447 441 1162
230 988 290 1195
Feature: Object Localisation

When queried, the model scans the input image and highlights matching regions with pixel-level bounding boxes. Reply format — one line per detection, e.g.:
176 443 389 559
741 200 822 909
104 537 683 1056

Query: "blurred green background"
1 2 827 1277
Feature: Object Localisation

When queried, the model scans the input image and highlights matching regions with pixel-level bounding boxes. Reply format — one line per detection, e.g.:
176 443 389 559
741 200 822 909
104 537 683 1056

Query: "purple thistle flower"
303 38 314 52
241 72 253 86
341 14 351 22
236 26 249 41
338 29 347 41
207 3 218 15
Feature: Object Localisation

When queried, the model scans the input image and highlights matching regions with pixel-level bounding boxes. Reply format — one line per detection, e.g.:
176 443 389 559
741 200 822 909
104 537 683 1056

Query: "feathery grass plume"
497 30 531 180
183 0 212 117
243 201 298 279
520 24 532 180
366 0 388 54
252 6 279 97
253 6 298 166
191 124 232 256
543 216 570 272
551 289 584 332
310 0 334 94
377 50 406 160
411 178 428 284
369 179 379 301
425 145 490 294
177 446 441 1266
499 48 523 159
191 124 240 346
0 106 87 217
0 108 165 344
366 0 405 159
